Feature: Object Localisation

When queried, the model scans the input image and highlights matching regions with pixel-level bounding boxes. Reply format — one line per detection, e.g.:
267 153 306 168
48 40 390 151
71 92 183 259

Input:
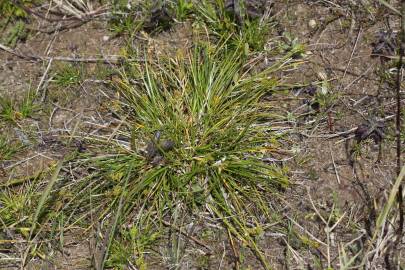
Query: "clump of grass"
171 0 194 21
0 96 15 121
20 89 37 118
106 224 158 269
109 0 177 37
48 41 301 268
3 20 28 47
109 1 144 37
109 0 194 37
109 0 270 53
0 89 38 122
278 32 306 59
0 0 39 18
0 135 23 161
194 0 271 52
0 190 28 225
0 168 47 238
53 63 84 87
0 0 37 47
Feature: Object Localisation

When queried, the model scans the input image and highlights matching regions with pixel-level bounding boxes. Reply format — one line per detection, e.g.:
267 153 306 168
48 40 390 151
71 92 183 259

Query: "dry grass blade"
53 0 94 19
374 165 405 240
376 0 401 15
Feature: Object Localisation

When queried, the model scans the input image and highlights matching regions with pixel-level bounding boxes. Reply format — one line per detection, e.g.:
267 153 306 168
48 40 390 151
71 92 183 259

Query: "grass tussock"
38 42 300 268
0 2 304 267
109 0 273 53
0 89 38 123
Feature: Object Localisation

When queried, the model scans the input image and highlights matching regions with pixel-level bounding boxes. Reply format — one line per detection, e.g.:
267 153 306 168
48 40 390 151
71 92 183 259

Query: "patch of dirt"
270 0 403 267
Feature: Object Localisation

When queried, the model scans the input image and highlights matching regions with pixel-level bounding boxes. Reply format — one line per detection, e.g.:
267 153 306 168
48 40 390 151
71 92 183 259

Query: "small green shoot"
279 32 306 59
0 190 27 225
0 135 22 161
0 0 28 18
0 95 16 122
3 20 27 47
194 0 271 52
171 0 193 21
0 89 38 122
20 89 37 118
54 64 84 87
106 225 159 269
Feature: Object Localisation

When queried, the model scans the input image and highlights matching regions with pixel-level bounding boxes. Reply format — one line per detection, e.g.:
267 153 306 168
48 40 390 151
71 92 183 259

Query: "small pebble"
308 19 317 29
102 35 109 42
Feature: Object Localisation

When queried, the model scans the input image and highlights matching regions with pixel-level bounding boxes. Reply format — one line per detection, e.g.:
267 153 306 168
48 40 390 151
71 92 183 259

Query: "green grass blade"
29 160 63 239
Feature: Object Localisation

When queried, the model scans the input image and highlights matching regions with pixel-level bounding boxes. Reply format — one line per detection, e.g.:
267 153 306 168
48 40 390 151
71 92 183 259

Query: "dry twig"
0 43 138 64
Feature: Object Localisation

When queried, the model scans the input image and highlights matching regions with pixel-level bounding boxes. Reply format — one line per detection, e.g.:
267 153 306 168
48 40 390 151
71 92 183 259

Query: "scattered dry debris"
371 30 398 59
354 119 385 144
144 2 174 32
224 0 270 23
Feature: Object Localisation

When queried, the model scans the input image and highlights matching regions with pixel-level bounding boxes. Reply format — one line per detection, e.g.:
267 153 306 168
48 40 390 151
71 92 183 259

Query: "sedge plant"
46 41 302 269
